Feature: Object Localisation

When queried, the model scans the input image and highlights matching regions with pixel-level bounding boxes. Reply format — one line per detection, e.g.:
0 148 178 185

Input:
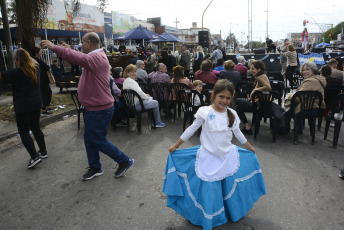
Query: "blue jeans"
84 106 129 170
135 99 162 124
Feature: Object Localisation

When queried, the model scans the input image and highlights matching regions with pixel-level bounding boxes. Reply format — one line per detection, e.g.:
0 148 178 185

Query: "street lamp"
202 0 214 31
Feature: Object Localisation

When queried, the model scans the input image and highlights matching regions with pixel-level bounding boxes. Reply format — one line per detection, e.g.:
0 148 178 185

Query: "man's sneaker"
82 167 103 181
115 159 134 178
38 150 48 159
153 122 166 128
241 128 253 135
339 169 344 179
41 111 52 116
27 157 41 169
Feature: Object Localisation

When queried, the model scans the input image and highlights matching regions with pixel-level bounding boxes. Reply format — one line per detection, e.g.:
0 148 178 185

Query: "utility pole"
265 0 269 38
248 0 252 51
174 18 179 29
202 0 213 31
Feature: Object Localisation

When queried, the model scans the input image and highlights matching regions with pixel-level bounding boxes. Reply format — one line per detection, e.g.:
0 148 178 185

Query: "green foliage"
323 21 344 43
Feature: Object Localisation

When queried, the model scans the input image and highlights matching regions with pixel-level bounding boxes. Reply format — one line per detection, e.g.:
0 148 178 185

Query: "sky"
83 0 343 43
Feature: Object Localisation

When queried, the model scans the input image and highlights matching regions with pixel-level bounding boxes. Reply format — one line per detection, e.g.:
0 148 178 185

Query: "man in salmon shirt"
40 32 134 181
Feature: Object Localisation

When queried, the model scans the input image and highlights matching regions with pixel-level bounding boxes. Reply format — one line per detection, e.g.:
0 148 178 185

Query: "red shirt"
195 70 217 84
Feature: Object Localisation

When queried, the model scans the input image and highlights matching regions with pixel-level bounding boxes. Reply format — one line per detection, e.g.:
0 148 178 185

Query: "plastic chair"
150 82 170 115
70 90 85 130
121 89 156 134
251 91 279 143
289 91 323 145
240 81 254 100
324 93 344 148
138 82 151 94
169 83 191 121
269 80 285 105
285 71 303 97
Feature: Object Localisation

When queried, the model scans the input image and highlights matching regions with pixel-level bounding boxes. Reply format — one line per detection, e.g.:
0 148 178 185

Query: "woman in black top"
31 46 52 116
0 48 47 168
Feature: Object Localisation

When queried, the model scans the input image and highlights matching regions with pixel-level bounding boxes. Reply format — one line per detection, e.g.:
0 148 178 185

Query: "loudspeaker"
295 47 304 53
198 31 209 48
253 48 265 54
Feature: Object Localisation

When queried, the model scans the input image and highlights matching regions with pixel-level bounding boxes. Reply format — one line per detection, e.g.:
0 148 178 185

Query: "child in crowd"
163 79 266 229
191 80 203 106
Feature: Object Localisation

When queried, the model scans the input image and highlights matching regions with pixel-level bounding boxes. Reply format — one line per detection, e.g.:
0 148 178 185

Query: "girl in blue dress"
163 79 266 229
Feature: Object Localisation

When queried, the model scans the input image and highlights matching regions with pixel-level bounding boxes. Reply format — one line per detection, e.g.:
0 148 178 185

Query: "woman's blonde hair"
123 64 137 78
224 60 235 69
15 48 37 83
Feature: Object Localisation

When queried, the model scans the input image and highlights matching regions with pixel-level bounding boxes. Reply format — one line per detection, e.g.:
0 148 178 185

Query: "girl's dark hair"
251 60 266 76
173 65 184 83
320 64 333 84
112 67 123 79
211 79 236 128
30 46 41 57
200 60 213 71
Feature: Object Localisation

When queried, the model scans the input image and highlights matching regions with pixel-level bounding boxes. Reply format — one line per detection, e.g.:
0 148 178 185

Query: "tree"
0 0 15 69
13 0 108 51
323 21 344 43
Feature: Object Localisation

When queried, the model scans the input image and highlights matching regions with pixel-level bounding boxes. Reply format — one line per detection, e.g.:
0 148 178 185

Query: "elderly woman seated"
284 62 327 133
135 60 148 83
123 64 165 128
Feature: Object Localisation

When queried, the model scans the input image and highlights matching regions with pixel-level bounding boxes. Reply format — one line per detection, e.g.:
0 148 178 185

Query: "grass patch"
0 94 75 122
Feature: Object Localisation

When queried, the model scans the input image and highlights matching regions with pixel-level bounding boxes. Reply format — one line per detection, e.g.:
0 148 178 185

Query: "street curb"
0 109 77 143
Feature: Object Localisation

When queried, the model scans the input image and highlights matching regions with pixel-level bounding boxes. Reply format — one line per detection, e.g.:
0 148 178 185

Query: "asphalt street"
0 113 343 230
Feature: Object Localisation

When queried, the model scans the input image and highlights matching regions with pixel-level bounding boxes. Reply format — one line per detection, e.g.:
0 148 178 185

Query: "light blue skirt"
162 145 266 229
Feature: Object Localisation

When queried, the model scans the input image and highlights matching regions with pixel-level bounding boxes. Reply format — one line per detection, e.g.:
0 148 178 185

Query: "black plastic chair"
121 89 156 134
324 93 344 148
202 82 214 90
186 73 195 83
240 81 254 100
269 80 285 105
169 83 191 121
138 82 151 94
285 71 303 97
70 90 85 130
251 91 279 143
150 82 170 115
289 91 323 145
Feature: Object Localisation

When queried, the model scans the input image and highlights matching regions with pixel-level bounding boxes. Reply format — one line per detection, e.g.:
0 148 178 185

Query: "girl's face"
212 90 232 112
250 65 261 76
301 66 313 78
128 70 137 79
194 84 203 92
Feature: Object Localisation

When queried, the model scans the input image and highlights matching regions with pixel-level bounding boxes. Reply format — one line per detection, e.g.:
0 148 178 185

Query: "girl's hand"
249 146 256 153
168 145 177 154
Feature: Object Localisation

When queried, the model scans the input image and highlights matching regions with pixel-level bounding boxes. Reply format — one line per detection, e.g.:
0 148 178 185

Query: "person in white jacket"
123 64 165 128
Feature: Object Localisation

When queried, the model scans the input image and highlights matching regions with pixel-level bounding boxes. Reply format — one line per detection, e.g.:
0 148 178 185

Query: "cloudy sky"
83 0 343 42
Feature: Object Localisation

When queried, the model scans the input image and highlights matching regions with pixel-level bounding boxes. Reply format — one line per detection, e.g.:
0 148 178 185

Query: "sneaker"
153 122 166 128
115 158 134 178
41 111 52 116
241 128 253 135
27 157 41 169
38 150 48 159
339 169 344 179
116 120 127 126
82 167 103 181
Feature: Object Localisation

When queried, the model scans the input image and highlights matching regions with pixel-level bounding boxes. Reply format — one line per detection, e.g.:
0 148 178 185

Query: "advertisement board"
112 11 155 34
43 0 104 33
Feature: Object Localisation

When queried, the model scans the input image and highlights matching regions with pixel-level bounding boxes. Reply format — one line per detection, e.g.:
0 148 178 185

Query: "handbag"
47 70 55 84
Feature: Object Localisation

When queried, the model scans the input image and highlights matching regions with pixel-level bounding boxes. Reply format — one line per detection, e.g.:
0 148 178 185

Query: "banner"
298 53 325 65
43 0 104 33
112 11 155 34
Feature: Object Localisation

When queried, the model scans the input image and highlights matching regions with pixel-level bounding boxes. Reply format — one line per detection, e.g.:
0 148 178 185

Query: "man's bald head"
81 32 100 53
